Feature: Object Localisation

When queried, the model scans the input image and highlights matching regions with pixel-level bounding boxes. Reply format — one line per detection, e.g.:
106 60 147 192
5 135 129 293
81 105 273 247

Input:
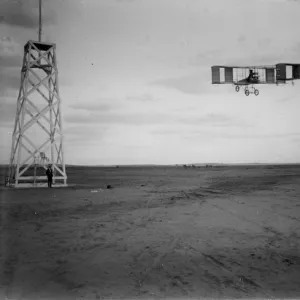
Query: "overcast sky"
1 0 300 165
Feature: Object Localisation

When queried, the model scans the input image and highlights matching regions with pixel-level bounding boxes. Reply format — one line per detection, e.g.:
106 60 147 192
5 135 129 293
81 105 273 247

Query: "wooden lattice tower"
5 40 67 187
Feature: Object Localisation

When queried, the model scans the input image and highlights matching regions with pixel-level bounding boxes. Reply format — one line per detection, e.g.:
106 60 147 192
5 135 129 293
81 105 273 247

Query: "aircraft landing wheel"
245 89 249 96
235 86 240 92
254 89 259 96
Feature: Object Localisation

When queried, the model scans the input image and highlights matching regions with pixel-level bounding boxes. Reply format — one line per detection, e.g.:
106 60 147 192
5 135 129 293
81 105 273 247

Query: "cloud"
151 113 252 135
0 67 21 92
292 137 300 143
152 127 300 142
277 94 298 102
0 99 17 126
177 113 252 128
258 38 272 47
0 0 56 28
114 0 136 3
263 0 299 2
0 36 20 55
67 97 127 113
64 109 251 129
152 73 210 95
237 35 246 44
187 49 224 68
184 113 232 124
65 124 108 144
0 36 23 95
189 36 292 68
64 111 173 126
0 55 22 68
0 37 22 124
126 93 157 102
68 102 114 112
290 42 300 60
191 131 300 140
0 36 23 68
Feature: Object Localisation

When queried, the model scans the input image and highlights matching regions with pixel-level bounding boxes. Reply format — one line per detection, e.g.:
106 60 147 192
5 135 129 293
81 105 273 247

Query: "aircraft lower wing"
236 78 260 85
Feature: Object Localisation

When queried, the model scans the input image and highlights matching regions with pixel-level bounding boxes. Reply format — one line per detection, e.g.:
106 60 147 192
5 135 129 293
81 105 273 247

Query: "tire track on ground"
209 201 281 236
210 197 300 250
76 190 170 267
129 191 209 297
225 195 300 223
162 186 278 297
180 238 275 298
189 197 282 298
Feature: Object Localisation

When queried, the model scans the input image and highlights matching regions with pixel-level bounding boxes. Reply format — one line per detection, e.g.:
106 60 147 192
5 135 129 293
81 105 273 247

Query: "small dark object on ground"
282 258 294 265
107 185 112 189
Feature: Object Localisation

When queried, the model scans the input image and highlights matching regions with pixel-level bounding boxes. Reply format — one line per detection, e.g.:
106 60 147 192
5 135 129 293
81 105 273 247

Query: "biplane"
211 63 300 96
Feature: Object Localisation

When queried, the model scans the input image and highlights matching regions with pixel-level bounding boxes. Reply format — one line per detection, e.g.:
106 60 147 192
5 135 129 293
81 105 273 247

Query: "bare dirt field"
1 165 300 300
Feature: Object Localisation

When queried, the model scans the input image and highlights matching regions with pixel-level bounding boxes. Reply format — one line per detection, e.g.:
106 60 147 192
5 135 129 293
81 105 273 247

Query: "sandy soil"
1 165 300 299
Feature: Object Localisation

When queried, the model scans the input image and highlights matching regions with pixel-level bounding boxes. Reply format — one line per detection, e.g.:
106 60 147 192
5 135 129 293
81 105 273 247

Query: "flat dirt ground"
1 165 300 300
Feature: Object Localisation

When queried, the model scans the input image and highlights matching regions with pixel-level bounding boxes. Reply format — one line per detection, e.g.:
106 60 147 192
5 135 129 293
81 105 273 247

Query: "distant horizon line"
68 162 300 166
66 162 300 167
1 162 300 167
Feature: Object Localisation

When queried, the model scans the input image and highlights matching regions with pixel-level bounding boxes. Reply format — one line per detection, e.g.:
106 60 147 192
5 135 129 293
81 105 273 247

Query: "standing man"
46 165 53 188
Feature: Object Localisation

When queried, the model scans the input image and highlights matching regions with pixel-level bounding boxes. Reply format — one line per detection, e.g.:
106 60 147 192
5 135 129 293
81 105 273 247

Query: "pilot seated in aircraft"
247 70 254 82
247 70 259 83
